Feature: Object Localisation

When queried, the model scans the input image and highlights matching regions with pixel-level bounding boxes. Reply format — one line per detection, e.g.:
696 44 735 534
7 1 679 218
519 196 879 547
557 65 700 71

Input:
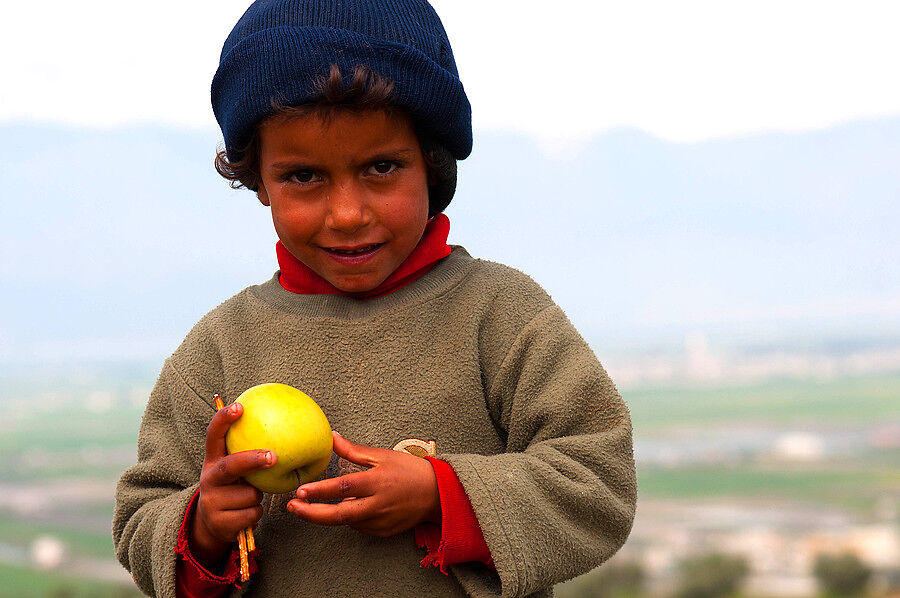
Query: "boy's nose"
324 184 372 232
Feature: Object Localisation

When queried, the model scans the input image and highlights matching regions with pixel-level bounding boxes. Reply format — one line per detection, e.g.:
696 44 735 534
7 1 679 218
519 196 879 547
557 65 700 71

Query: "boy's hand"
286 432 441 537
191 403 276 567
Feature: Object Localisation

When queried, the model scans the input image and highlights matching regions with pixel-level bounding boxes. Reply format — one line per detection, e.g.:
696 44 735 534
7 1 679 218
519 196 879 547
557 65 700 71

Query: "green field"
638 463 899 511
625 373 899 431
0 564 141 598
0 405 141 481
626 374 899 511
0 517 115 560
0 407 142 453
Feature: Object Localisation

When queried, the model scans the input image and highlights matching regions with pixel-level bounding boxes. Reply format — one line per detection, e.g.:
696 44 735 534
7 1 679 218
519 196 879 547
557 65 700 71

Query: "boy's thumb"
331 431 347 454
331 431 377 467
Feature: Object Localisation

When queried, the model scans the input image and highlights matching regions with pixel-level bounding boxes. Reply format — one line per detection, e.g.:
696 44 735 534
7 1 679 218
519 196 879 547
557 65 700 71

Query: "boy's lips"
320 243 385 265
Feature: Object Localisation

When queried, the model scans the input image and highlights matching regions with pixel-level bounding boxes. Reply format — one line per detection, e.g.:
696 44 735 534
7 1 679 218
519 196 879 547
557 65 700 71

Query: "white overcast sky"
2 0 900 143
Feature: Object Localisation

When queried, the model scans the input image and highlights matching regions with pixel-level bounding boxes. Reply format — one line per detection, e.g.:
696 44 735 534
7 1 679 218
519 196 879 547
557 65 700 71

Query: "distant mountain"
2 118 898 363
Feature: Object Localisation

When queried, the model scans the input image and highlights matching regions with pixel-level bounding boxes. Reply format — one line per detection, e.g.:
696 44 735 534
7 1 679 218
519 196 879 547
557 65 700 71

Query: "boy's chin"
327 274 388 294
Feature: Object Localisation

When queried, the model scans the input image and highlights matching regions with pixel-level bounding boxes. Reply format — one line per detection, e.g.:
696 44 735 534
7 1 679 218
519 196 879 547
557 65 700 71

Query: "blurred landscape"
1 356 897 596
1 117 898 596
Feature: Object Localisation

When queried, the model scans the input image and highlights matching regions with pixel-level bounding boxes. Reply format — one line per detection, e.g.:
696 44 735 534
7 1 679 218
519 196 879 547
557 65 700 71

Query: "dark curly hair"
214 64 457 216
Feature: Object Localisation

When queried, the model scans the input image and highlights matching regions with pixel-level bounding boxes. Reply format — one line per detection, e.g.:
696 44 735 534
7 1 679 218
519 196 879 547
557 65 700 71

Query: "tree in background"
556 560 645 598
813 552 872 596
674 553 749 598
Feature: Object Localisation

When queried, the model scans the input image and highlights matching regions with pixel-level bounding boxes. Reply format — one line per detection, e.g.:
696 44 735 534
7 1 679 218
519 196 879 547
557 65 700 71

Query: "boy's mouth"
325 243 383 255
320 243 385 265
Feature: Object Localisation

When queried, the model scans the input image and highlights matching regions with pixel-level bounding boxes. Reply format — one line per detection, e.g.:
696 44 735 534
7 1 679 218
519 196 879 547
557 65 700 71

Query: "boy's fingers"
209 484 264 510
210 506 265 539
204 403 242 463
331 432 381 468
286 496 373 526
296 470 374 501
206 450 276 486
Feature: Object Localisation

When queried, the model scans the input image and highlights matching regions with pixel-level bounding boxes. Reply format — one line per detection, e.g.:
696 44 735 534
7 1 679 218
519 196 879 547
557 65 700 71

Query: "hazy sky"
3 0 900 143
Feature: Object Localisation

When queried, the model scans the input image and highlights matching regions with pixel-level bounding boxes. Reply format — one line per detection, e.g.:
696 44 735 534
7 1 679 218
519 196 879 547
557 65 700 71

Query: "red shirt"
175 215 493 596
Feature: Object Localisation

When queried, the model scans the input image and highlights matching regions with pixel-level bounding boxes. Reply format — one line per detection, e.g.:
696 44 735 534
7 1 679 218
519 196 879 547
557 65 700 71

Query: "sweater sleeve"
175 490 256 597
441 304 637 598
415 457 494 572
113 358 218 598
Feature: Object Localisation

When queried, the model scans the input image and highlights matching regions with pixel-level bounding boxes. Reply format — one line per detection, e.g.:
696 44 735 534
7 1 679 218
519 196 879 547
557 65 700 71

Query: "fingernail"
297 488 307 499
229 404 239 414
264 451 274 466
333 431 342 438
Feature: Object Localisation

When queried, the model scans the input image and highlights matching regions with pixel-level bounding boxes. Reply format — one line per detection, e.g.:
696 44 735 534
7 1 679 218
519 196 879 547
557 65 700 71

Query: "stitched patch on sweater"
392 438 437 457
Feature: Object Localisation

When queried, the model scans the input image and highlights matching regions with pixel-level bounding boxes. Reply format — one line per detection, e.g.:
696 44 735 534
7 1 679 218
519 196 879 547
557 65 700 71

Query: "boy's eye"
369 161 397 175
288 170 319 184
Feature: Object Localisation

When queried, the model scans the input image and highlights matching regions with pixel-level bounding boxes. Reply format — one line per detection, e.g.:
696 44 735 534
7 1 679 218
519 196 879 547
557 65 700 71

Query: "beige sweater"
113 247 636 597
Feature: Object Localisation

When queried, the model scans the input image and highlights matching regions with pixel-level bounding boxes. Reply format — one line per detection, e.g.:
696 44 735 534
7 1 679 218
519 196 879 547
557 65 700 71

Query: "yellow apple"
225 383 333 494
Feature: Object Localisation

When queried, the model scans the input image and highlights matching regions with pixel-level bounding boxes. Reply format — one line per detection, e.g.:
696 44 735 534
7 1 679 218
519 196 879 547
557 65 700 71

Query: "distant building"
772 432 825 462
30 536 65 570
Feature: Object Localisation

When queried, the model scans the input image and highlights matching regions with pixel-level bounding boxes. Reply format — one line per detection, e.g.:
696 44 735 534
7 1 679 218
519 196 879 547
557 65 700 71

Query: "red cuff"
415 457 494 573
175 490 258 597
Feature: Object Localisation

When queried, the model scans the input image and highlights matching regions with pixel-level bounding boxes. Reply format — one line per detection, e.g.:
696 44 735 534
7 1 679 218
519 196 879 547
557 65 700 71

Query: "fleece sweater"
275 214 493 571
113 247 637 598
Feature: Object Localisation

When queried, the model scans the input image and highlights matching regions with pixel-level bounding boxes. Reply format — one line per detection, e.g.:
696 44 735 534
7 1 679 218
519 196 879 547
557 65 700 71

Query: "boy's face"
257 109 430 293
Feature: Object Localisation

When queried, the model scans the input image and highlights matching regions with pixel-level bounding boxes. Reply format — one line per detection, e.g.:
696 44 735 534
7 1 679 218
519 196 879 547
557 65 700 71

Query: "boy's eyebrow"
269 148 418 170
373 148 416 158
364 148 418 162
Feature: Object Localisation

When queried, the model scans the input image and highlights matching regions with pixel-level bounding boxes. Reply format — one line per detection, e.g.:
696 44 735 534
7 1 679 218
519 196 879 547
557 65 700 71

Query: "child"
113 1 637 596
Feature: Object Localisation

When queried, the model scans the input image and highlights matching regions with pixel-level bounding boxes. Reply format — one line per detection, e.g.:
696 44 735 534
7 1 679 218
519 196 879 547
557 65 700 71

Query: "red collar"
276 214 452 300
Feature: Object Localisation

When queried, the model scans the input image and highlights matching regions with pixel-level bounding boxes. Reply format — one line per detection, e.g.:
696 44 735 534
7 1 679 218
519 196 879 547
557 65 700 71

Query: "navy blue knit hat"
212 0 472 165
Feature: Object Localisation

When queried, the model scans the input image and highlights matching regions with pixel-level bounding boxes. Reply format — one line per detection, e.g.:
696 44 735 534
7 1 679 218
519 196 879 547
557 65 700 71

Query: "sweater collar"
277 213 452 300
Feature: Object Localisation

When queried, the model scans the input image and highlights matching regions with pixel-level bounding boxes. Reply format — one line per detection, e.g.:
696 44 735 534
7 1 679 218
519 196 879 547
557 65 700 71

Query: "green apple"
225 383 333 494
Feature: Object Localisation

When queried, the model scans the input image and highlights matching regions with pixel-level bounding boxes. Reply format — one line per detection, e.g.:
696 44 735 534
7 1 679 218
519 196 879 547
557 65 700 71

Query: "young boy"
113 1 637 597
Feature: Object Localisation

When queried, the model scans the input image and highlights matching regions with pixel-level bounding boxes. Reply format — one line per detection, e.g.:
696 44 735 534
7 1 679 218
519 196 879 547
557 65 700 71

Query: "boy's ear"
257 183 271 207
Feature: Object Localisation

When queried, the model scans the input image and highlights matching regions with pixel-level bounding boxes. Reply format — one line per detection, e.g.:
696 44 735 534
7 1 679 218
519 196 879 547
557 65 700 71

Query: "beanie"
212 0 473 209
